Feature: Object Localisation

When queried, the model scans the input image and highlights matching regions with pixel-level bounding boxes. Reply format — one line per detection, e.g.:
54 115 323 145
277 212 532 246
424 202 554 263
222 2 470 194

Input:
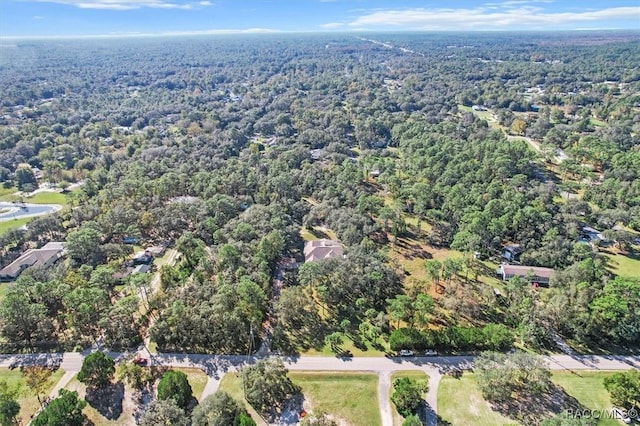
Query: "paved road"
3 351 638 426
378 371 393 426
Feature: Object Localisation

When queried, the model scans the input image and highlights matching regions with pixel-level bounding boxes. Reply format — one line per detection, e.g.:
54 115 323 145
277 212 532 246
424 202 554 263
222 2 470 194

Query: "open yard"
438 373 517 426
291 372 381 426
602 249 640 278
439 371 623 426
0 367 65 424
551 371 618 426
219 371 381 426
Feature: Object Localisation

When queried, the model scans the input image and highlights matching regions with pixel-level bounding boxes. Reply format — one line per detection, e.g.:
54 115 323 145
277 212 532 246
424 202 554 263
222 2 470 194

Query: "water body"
0 202 62 222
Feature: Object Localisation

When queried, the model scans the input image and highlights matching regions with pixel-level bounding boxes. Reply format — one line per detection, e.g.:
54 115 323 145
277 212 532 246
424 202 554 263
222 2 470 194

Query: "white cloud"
340 6 640 30
32 15 46 19
320 22 344 29
32 0 211 10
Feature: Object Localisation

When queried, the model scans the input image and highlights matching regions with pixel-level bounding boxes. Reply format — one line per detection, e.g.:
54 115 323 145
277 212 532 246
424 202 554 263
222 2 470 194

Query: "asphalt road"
2 351 637 426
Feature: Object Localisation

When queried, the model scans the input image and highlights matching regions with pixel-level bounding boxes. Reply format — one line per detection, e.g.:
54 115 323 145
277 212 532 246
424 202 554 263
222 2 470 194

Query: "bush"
157 370 193 410
389 328 426 351
391 377 426 418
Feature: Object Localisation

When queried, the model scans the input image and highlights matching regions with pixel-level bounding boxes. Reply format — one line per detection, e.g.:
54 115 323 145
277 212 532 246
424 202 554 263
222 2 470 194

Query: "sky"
0 0 639 38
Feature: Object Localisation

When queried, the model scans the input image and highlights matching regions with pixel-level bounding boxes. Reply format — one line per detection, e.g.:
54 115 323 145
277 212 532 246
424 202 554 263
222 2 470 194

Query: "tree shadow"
85 382 124 420
491 384 589 426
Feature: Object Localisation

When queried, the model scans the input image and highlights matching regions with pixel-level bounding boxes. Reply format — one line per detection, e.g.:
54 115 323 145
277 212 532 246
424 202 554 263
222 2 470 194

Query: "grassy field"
438 373 517 426
390 371 428 426
291 372 381 426
0 189 70 205
551 371 618 426
0 217 31 235
602 250 640 278
439 371 622 426
0 367 65 424
219 371 381 426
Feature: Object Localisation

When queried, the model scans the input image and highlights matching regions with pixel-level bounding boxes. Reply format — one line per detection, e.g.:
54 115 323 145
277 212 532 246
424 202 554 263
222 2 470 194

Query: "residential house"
132 250 154 266
0 242 65 281
132 264 151 274
304 239 344 263
496 264 554 286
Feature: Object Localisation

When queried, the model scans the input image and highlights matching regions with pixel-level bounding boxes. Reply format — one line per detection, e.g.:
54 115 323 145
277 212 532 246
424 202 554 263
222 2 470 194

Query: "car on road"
132 357 148 366
423 349 438 356
398 350 414 357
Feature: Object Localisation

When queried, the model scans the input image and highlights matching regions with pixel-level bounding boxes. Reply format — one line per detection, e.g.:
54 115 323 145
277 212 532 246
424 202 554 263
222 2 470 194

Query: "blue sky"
1 0 639 38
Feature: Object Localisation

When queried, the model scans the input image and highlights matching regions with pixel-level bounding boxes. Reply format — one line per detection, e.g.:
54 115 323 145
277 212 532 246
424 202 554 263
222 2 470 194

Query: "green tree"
241 358 298 414
77 351 115 388
14 166 37 192
65 224 104 266
192 391 255 426
603 370 640 410
157 370 193 410
32 389 87 426
0 293 53 350
116 361 152 391
0 380 20 426
590 277 640 345
387 295 413 327
475 351 551 403
21 366 53 406
139 399 190 426
391 377 426 418
324 332 343 352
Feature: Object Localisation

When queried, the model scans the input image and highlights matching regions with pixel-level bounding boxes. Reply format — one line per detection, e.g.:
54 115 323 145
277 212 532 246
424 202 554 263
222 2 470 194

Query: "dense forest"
0 31 638 358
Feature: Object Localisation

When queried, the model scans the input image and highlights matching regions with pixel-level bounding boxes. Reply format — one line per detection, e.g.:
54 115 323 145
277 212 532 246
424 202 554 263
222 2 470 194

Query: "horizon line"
1 27 639 41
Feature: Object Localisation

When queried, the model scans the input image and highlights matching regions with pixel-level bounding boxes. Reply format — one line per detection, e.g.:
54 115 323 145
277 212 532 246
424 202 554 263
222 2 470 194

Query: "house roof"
132 264 151 274
304 239 343 262
0 242 65 279
499 264 554 279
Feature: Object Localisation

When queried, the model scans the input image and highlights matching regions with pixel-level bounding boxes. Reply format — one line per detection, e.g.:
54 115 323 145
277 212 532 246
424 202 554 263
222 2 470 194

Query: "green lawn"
438 373 516 426
0 190 69 205
390 371 428 426
25 191 68 205
551 371 618 426
0 186 17 198
0 367 65 424
291 372 381 426
603 251 640 278
0 217 31 235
